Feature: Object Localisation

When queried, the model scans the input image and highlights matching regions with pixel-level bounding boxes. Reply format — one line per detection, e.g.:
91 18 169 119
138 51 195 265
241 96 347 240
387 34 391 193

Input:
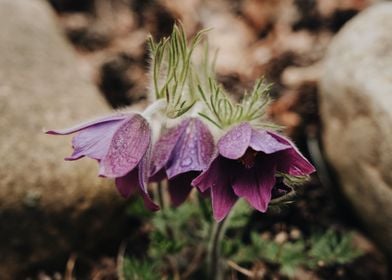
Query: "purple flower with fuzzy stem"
150 117 214 206
46 113 159 211
192 122 315 221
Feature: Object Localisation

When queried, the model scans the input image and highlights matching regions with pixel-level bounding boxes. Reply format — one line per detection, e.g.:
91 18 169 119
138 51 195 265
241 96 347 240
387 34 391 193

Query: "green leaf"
308 230 363 267
227 229 363 278
122 257 159 280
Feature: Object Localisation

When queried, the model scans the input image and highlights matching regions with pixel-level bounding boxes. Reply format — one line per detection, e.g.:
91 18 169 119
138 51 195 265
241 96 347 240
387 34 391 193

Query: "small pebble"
290 228 302 240
318 260 325 267
337 268 345 277
53 272 62 280
261 232 272 240
275 231 288 244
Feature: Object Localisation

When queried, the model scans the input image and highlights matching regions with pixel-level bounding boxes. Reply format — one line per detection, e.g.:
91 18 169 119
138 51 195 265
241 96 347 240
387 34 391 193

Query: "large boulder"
320 3 392 258
0 0 129 277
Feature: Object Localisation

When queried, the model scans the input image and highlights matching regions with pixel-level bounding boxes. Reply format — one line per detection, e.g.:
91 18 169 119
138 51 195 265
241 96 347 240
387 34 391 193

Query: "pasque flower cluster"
47 25 315 221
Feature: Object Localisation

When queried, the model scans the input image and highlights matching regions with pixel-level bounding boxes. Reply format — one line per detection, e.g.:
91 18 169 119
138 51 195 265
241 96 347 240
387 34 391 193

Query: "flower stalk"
156 181 165 210
207 209 232 280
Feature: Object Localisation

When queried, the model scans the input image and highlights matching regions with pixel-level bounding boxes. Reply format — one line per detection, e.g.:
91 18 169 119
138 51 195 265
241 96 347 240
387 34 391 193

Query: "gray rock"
0 0 128 277
320 3 392 258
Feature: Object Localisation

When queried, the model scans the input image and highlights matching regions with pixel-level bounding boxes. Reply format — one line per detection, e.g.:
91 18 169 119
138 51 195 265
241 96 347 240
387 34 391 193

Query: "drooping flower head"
46 113 159 210
192 122 315 221
150 117 214 206
46 23 316 224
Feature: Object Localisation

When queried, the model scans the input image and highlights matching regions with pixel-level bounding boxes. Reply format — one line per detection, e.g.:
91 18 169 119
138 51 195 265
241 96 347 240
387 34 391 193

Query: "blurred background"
0 0 391 279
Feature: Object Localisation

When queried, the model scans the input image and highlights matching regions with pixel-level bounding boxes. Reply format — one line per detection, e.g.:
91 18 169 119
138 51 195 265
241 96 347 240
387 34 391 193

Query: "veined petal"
192 156 237 221
150 119 190 177
149 169 166 182
115 170 138 198
277 149 315 176
211 177 237 222
141 193 160 211
115 168 159 211
137 140 160 211
168 172 197 207
46 114 129 135
191 155 221 193
268 132 315 176
138 142 152 194
65 120 122 161
233 159 276 212
166 118 214 179
218 123 252 159
100 114 151 178
249 129 291 154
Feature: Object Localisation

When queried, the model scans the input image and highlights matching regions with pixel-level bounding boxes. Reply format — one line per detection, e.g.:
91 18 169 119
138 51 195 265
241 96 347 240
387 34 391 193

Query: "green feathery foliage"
122 197 363 279
198 78 272 129
198 78 278 129
147 24 206 118
147 23 276 129
149 200 210 256
228 229 363 278
122 197 211 279
308 229 363 267
122 257 159 280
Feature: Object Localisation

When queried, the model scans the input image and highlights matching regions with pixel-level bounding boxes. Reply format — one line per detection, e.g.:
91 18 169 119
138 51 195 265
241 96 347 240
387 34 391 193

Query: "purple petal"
140 191 160 211
268 132 315 176
277 149 315 176
191 155 221 193
136 140 160 211
46 114 129 135
166 118 215 179
65 120 123 161
149 169 166 182
100 114 151 178
46 114 129 161
211 176 237 222
218 123 252 159
192 156 237 221
233 159 277 212
115 170 138 198
150 119 191 177
138 142 152 194
249 129 291 154
115 169 159 211
168 172 197 207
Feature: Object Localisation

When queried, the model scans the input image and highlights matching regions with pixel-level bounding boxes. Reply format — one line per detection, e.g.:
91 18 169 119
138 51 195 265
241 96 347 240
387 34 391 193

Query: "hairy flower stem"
208 217 229 280
154 181 175 240
142 99 166 119
156 181 165 209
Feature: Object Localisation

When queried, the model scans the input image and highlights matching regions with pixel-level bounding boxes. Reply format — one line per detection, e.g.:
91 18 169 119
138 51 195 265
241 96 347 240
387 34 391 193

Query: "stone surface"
0 0 129 277
320 3 392 258
200 1 257 77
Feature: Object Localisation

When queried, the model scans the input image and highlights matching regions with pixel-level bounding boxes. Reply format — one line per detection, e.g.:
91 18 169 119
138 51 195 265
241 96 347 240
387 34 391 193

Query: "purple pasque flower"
46 113 159 211
192 122 315 221
150 117 214 206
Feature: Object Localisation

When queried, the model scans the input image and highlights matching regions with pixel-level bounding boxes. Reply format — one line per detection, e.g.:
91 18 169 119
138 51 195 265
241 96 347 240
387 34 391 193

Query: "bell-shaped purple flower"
192 122 315 221
150 117 214 206
46 113 159 210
